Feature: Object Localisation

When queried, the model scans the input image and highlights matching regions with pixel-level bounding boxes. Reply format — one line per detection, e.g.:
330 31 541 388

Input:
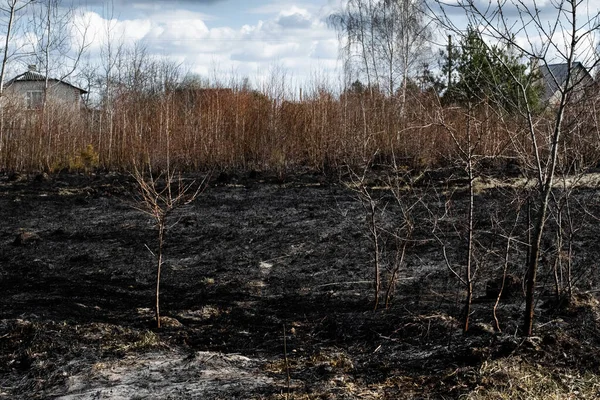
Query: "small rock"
159 316 183 328
468 322 495 335
524 336 542 351
13 232 41 246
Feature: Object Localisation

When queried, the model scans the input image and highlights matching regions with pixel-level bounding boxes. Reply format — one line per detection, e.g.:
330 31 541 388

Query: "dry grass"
464 358 600 400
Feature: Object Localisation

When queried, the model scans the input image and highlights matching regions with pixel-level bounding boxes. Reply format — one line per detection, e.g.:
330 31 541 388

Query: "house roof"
538 62 593 101
6 70 87 94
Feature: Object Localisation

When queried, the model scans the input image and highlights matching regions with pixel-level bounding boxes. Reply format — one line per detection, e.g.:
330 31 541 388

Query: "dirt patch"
58 351 273 400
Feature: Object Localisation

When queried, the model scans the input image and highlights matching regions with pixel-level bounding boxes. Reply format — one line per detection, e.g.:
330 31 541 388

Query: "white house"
4 65 87 109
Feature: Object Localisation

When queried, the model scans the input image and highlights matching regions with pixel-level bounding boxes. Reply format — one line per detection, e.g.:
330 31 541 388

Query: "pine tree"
441 27 541 113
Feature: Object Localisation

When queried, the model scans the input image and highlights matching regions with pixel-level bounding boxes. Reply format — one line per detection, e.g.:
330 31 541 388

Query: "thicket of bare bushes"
3 80 599 173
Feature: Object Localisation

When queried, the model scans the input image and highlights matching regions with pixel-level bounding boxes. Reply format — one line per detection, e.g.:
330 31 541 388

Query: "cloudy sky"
74 0 343 89
7 0 599 93
77 0 600 81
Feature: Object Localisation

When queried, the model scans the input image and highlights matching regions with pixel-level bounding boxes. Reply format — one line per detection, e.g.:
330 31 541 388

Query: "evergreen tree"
441 28 541 113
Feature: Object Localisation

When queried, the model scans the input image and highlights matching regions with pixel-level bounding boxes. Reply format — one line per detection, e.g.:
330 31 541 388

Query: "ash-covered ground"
1 171 600 399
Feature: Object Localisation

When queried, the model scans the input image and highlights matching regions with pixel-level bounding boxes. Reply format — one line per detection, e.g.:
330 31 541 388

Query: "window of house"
26 90 44 109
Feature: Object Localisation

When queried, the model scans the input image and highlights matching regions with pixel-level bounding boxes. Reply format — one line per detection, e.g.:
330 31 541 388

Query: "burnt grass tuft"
1 171 600 399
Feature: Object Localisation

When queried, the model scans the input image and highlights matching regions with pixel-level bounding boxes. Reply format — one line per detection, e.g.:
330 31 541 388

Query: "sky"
75 0 344 90
5 0 600 94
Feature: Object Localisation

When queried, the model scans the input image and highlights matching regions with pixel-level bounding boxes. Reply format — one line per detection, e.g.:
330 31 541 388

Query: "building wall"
4 80 83 109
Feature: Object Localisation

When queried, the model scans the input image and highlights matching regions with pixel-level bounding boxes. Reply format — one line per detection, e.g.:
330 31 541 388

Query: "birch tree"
329 0 432 101
0 0 33 96
0 0 34 165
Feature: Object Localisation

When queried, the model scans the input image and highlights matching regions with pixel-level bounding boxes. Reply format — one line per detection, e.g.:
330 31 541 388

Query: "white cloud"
231 42 302 62
79 11 153 48
247 2 309 15
276 7 314 29
7 1 342 88
277 12 313 29
310 39 338 59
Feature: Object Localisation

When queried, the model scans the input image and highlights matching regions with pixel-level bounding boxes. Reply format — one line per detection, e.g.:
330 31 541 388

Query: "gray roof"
11 70 46 81
538 62 592 101
6 70 87 93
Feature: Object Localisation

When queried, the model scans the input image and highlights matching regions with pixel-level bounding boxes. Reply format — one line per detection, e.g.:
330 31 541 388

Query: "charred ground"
1 171 600 399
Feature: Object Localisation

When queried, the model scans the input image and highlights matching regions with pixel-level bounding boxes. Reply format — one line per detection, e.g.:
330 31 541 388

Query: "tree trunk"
463 117 474 334
155 224 164 328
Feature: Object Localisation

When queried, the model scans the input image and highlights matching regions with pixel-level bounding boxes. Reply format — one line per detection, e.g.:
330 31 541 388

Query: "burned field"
1 171 600 399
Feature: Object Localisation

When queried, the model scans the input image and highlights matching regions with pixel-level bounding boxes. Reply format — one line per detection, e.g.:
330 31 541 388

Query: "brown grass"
464 358 600 400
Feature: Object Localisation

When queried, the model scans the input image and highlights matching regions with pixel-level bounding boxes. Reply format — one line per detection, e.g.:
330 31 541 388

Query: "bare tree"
0 0 34 162
432 0 600 336
133 167 205 328
98 0 125 165
491 195 524 333
0 0 33 95
347 162 417 310
28 0 91 101
329 0 378 90
432 104 483 333
329 0 432 100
